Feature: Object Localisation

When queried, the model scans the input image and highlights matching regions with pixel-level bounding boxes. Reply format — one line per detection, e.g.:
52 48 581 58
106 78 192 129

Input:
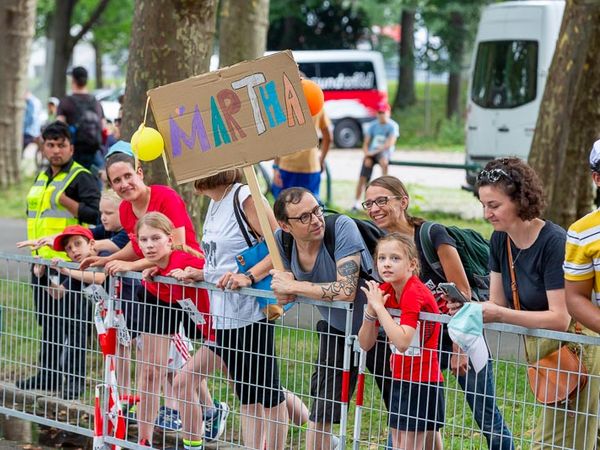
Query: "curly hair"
475 157 546 220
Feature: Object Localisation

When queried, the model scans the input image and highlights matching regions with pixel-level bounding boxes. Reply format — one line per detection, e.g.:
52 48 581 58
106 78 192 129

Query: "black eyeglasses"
477 168 512 183
361 196 400 210
288 205 324 224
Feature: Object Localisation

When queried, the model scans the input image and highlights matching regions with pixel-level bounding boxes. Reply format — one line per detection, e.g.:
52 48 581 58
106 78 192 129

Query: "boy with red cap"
352 102 399 211
30 225 105 399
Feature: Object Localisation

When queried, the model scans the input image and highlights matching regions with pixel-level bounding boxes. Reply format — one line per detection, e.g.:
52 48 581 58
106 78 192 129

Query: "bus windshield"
471 40 538 109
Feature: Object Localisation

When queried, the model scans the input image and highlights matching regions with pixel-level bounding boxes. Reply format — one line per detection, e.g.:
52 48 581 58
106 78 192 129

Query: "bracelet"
363 311 377 323
272 164 279 170
245 271 256 284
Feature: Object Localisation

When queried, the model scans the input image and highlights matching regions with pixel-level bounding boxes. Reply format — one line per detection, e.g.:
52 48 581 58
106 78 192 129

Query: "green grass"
388 81 467 150
0 176 33 219
326 179 492 238
1 277 536 448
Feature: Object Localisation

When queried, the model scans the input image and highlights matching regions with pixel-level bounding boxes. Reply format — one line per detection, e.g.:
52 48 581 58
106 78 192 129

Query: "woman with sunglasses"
449 157 598 450
363 175 514 450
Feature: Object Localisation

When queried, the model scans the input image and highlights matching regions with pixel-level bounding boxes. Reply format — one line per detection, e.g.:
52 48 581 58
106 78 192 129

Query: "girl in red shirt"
133 212 211 448
358 233 445 450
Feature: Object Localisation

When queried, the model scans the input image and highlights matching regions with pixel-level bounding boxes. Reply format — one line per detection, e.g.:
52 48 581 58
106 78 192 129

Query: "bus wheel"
334 119 361 148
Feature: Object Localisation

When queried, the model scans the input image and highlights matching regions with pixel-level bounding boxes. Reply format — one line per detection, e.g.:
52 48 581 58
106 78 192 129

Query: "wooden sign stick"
242 165 285 319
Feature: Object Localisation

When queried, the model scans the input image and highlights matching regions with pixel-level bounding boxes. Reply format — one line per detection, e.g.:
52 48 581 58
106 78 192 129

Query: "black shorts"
213 320 285 407
360 153 388 179
132 286 208 340
309 320 393 424
388 380 445 432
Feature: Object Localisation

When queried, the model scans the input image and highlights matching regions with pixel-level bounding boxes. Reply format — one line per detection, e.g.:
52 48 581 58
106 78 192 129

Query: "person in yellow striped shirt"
564 140 600 333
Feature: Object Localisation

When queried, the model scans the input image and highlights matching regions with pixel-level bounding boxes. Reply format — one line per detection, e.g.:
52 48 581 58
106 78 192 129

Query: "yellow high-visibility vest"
26 161 90 259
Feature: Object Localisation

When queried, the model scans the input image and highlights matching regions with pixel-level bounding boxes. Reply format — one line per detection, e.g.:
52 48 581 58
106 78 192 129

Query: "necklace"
511 246 524 269
209 184 233 218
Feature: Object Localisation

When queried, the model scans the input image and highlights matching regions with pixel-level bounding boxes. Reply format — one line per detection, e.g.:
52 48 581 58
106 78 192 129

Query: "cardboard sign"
148 51 318 184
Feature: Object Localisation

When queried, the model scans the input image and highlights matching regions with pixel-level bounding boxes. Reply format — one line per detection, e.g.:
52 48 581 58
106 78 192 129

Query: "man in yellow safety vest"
17 121 100 396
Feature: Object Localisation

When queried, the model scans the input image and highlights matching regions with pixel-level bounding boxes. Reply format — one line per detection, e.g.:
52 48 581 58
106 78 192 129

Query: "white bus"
465 0 565 186
293 50 388 148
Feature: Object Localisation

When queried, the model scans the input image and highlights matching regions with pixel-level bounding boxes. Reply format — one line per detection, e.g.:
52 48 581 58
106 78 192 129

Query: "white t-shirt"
201 183 265 329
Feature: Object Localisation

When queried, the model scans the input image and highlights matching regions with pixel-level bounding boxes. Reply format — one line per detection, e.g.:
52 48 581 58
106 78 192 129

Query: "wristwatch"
245 271 256 284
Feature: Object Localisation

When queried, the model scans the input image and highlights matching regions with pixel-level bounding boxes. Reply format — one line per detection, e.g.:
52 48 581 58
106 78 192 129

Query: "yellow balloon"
136 126 164 161
130 124 144 154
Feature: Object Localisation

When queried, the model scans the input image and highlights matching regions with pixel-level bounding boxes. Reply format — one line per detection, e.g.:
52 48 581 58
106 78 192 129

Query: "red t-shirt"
142 250 212 339
120 185 200 258
381 276 443 383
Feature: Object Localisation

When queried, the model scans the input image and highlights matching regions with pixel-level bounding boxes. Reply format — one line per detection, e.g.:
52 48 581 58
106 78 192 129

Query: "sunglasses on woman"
477 168 512 184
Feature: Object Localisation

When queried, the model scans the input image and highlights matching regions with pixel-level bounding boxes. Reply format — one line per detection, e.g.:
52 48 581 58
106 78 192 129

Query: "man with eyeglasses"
271 187 392 450
564 140 600 334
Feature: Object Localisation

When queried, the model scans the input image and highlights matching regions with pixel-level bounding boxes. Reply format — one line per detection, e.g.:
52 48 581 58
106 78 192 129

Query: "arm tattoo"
338 260 359 277
319 260 359 300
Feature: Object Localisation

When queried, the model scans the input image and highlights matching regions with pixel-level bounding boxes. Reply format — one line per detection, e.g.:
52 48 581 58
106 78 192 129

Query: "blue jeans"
457 360 514 450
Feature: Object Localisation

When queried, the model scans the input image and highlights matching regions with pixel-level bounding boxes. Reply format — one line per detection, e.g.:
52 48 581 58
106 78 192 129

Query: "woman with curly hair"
449 157 598 450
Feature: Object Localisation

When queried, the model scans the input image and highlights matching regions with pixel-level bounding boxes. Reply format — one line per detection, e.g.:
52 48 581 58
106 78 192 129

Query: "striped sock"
183 438 203 449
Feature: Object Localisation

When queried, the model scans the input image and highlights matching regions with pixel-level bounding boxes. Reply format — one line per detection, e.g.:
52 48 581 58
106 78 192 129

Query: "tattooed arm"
270 253 361 302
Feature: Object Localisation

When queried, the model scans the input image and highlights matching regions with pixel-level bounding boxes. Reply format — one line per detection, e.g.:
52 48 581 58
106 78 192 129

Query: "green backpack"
418 221 490 301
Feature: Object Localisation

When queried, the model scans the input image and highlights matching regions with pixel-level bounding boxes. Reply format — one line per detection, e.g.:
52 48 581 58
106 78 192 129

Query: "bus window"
298 62 317 78
313 61 377 90
471 40 538 109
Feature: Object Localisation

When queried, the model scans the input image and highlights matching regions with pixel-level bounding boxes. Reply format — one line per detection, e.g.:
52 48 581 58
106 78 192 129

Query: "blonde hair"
135 212 203 259
375 232 420 276
100 189 122 207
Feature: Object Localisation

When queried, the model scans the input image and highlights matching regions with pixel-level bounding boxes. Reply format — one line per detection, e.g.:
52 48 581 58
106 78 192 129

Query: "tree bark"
122 0 217 225
50 0 76 98
446 11 464 119
219 0 270 67
94 40 104 89
393 8 416 110
528 0 600 228
0 0 36 187
50 0 111 97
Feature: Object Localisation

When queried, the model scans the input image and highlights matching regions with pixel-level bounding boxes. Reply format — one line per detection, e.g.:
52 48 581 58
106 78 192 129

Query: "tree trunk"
94 40 104 89
278 16 299 50
528 0 600 229
0 0 36 187
122 0 217 226
49 0 111 97
393 8 416 110
219 0 270 67
446 11 464 120
50 0 76 98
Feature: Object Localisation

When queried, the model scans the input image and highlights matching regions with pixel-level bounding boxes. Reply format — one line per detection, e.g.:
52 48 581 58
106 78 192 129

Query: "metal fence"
0 252 598 450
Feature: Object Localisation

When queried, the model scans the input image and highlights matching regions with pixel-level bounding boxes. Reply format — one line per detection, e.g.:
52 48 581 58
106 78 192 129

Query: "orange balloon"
301 79 324 116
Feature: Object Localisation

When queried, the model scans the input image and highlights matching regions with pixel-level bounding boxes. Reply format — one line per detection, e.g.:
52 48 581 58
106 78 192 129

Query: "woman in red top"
359 233 444 450
133 212 211 447
80 152 200 274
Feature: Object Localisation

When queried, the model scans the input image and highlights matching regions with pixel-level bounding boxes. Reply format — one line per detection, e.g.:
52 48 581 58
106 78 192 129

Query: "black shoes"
16 374 61 392
61 378 84 400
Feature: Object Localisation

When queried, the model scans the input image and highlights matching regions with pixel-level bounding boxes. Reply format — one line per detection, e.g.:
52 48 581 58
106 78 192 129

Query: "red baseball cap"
53 225 94 251
377 101 390 112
